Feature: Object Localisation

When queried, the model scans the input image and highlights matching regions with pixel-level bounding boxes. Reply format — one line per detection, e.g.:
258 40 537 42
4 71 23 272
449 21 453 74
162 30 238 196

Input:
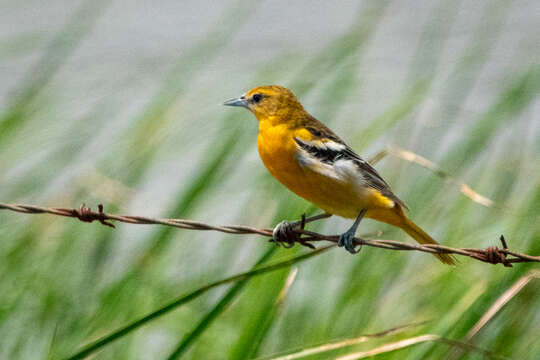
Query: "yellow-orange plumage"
225 85 454 264
258 123 389 218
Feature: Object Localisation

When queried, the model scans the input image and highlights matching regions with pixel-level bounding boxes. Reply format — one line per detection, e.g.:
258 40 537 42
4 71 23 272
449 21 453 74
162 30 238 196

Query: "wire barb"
484 236 511 267
69 203 116 228
0 202 538 266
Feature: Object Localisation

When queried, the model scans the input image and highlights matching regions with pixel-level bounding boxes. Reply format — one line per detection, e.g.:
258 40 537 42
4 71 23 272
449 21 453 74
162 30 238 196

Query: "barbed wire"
1 202 538 266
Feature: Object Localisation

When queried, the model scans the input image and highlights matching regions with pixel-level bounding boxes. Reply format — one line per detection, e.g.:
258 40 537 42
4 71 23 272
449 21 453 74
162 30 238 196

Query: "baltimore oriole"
224 85 454 264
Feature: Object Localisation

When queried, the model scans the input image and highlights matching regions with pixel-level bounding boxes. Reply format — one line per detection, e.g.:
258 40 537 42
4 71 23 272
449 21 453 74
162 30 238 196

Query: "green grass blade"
65 246 333 360
237 268 298 359
165 247 277 359
133 123 244 262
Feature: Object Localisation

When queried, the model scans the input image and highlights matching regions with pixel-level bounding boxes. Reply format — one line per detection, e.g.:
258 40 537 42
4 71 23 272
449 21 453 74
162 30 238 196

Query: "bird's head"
224 85 304 124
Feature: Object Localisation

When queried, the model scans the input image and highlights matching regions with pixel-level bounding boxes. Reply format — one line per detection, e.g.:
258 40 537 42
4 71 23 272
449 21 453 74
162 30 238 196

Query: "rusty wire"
1 202 538 267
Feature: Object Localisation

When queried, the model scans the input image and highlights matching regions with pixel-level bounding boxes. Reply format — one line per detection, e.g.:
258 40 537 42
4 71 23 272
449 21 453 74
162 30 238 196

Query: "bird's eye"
252 93 262 103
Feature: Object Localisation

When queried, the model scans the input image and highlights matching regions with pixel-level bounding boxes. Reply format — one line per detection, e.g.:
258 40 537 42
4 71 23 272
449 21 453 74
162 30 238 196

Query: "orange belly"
257 125 395 219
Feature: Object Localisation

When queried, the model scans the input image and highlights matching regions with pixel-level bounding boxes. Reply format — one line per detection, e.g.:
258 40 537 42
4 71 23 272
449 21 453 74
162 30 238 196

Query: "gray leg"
338 209 367 254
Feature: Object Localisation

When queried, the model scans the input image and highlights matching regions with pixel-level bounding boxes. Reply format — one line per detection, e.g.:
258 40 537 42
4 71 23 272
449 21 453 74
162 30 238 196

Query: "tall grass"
0 0 538 359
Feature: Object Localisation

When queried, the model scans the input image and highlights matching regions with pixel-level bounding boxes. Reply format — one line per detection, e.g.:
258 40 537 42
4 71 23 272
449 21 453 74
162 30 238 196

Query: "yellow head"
224 85 305 125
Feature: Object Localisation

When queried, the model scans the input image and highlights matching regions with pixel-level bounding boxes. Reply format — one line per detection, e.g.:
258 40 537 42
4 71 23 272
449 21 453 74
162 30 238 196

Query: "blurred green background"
0 0 539 359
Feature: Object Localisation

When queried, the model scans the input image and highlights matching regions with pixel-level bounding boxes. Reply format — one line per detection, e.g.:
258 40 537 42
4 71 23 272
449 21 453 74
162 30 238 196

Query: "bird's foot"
272 220 298 248
271 215 315 249
338 228 360 254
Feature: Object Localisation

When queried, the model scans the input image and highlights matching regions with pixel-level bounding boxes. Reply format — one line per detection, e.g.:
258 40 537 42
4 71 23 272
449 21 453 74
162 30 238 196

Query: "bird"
224 85 454 264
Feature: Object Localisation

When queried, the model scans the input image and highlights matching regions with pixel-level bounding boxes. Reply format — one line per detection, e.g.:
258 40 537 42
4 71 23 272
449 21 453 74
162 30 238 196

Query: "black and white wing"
294 127 407 209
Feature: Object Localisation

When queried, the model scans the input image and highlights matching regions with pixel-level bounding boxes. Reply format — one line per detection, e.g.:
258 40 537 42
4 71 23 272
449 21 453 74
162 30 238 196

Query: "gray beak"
223 96 248 108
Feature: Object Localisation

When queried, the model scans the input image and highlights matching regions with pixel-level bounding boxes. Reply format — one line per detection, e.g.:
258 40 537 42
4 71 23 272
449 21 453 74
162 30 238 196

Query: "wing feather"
294 121 408 209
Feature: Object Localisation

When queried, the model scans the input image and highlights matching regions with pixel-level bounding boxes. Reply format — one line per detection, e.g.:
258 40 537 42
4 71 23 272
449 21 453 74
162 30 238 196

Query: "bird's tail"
400 216 455 265
369 206 455 265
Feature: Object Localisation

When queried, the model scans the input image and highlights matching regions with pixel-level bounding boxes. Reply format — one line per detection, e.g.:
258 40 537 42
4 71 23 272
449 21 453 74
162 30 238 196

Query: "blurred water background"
0 0 539 359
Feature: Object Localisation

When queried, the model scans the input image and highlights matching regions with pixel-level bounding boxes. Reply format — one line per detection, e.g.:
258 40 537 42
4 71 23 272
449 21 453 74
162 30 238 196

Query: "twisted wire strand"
1 202 538 266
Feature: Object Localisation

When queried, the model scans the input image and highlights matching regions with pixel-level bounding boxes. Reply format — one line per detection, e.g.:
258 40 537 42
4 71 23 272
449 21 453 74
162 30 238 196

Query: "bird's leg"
338 209 367 254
